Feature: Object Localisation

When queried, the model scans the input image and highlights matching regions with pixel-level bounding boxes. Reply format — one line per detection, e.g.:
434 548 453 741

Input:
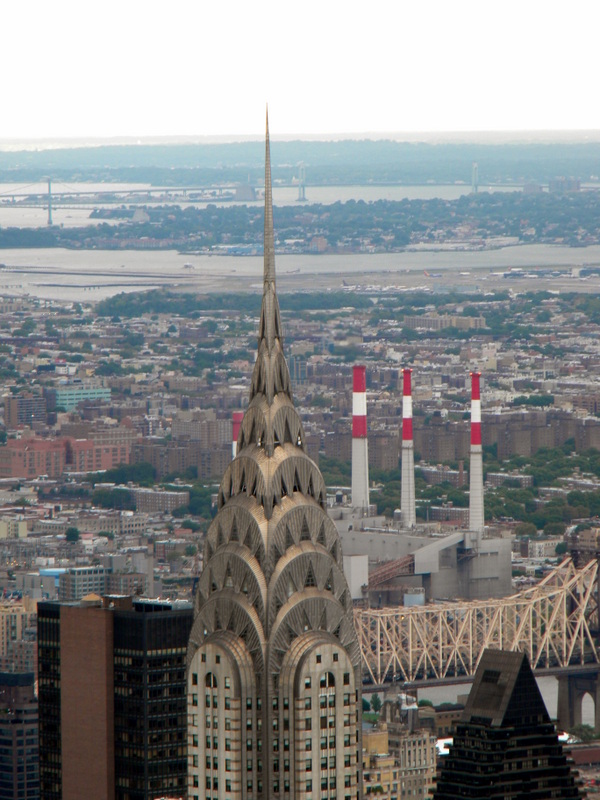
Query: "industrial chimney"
232 411 244 459
469 371 484 544
352 365 370 513
401 368 416 528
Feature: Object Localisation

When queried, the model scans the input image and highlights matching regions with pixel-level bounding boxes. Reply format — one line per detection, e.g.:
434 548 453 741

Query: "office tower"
433 649 583 800
400 368 416 529
351 365 370 512
37 596 193 800
187 112 363 800
0 672 39 800
4 393 47 430
468 371 484 543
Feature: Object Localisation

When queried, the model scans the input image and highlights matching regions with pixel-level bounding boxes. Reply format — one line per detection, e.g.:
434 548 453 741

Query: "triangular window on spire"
224 565 234 588
285 527 294 550
272 539 282 561
218 527 224 548
317 523 327 548
284 419 292 444
300 518 311 542
318 606 328 631
230 519 239 542
332 622 341 639
209 569 217 593
302 609 311 632
305 563 317 588
240 574 250 596
325 569 334 592
293 469 301 493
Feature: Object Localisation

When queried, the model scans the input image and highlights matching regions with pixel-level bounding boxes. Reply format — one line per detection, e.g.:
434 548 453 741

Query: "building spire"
264 106 275 290
251 107 289 408
257 105 282 354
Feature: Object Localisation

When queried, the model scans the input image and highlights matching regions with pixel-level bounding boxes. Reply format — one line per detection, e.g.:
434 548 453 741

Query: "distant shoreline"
2 129 600 152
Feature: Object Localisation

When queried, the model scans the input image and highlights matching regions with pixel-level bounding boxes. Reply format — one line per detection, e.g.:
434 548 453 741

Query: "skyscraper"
0 672 39 800
37 596 192 800
187 112 363 800
433 649 583 800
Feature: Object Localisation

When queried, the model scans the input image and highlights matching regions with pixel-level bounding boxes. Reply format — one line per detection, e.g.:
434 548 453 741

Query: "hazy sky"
3 0 597 140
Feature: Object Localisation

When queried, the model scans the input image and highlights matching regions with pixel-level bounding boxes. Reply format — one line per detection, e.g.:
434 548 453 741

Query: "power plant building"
337 370 512 603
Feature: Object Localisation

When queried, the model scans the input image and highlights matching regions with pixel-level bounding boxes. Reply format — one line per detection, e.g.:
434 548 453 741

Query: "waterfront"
0 181 519 230
1 243 600 302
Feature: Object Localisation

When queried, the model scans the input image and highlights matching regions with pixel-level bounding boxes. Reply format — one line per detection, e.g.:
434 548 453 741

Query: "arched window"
205 672 218 688
320 672 335 689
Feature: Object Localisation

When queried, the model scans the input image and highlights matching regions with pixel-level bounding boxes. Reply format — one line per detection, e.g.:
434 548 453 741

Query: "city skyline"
2 1 597 139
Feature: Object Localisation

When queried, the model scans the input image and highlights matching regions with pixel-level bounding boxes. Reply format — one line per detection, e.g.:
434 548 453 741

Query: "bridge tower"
557 669 600 732
297 161 306 201
46 177 52 226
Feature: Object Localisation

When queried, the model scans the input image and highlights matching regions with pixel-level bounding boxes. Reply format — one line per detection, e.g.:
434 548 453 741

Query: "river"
0 182 519 230
1 243 600 303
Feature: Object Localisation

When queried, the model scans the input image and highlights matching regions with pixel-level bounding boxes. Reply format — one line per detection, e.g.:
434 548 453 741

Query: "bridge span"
354 556 599 685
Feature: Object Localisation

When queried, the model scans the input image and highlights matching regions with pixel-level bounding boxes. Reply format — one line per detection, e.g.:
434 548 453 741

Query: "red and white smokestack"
469 372 484 542
351 365 370 512
232 411 244 459
401 368 416 528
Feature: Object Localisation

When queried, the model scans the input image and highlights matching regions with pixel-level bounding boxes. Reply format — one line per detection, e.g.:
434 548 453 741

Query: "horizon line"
1 129 600 152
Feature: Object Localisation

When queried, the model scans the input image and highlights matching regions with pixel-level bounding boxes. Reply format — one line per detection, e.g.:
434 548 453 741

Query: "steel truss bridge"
354 557 600 685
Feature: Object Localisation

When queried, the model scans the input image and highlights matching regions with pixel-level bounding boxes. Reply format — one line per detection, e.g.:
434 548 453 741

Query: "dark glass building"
38 596 192 800
433 649 584 800
0 672 39 800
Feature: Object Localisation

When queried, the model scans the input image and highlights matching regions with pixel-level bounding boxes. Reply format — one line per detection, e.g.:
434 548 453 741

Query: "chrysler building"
187 112 363 800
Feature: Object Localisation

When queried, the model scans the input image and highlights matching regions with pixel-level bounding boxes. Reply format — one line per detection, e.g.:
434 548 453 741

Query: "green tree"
544 521 566 537
65 526 80 543
568 724 597 742
515 522 537 538
370 693 382 714
92 488 135 510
